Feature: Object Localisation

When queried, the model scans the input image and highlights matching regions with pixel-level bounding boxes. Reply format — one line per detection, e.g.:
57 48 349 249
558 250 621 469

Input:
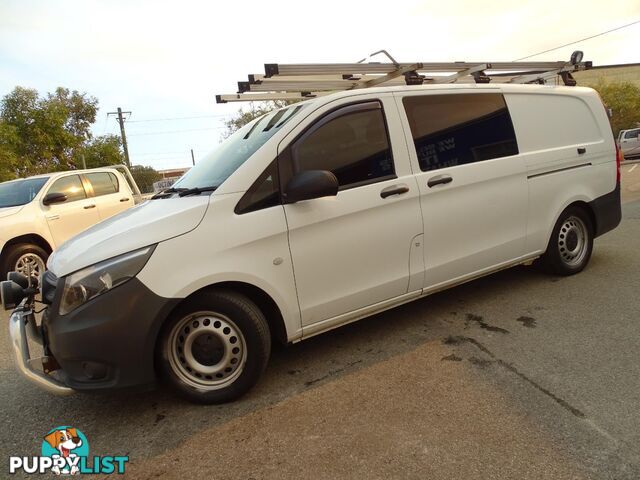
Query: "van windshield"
0 177 49 208
174 104 306 191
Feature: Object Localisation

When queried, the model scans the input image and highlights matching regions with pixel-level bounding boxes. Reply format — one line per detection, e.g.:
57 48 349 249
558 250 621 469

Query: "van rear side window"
402 93 519 172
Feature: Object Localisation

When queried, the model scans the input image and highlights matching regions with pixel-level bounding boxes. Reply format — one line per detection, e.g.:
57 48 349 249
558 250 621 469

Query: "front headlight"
59 246 156 316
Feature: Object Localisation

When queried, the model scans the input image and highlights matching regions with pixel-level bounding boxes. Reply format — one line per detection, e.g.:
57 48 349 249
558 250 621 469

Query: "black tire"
157 289 271 404
539 205 594 276
0 243 49 280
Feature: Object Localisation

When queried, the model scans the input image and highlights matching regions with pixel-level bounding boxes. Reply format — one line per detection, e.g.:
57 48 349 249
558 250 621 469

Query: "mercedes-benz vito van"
5 83 621 403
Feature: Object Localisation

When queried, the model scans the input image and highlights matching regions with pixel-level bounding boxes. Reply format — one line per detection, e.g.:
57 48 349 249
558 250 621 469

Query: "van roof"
306 82 596 105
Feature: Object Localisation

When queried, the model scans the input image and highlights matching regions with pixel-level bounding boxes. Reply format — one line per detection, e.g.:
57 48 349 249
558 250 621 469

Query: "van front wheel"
158 289 271 404
540 206 594 276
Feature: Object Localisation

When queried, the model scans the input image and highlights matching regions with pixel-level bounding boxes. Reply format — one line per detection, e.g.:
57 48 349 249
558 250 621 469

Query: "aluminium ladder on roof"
215 50 592 103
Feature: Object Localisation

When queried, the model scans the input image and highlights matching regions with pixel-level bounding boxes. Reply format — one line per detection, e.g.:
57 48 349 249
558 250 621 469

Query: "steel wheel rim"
558 216 588 267
168 311 247 391
14 253 45 278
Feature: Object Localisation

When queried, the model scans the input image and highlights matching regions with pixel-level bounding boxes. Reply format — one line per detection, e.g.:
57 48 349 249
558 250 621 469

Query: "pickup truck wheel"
158 289 271 404
1 244 48 280
540 206 594 276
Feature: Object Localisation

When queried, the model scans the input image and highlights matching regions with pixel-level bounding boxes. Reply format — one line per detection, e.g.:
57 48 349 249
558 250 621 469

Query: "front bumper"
43 277 180 391
8 304 73 395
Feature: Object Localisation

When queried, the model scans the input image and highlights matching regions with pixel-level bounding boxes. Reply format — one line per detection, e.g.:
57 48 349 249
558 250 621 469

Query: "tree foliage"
221 100 298 139
590 80 640 137
75 135 124 169
0 86 124 181
130 165 162 194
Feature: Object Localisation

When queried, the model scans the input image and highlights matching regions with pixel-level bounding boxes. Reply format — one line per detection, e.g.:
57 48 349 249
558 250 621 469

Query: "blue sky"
1 0 639 171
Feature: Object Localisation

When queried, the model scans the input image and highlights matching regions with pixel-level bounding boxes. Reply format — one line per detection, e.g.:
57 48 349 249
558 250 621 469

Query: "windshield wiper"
178 185 218 197
151 187 188 199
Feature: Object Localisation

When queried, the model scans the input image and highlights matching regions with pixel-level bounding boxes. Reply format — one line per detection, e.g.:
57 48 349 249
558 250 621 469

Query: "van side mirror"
283 170 339 204
42 192 68 206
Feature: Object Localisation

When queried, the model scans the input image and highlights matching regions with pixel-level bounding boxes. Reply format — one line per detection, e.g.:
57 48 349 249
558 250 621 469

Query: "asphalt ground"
1 166 639 479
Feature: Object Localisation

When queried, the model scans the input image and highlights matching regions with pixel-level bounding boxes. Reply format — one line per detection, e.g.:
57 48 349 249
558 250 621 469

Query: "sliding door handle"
83 204 96 209
427 174 453 188
577 147 586 154
380 184 409 199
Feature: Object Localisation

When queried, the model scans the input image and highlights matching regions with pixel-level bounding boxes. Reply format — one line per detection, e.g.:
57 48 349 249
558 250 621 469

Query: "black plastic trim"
589 182 621 238
264 63 279 78
43 277 180 391
527 162 592 179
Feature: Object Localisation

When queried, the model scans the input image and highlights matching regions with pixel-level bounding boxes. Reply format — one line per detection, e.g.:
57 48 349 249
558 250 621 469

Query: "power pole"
107 107 132 167
191 149 195 166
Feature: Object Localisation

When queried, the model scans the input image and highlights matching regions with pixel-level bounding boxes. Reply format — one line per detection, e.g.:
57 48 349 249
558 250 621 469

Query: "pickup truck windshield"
0 177 49 208
174 104 306 191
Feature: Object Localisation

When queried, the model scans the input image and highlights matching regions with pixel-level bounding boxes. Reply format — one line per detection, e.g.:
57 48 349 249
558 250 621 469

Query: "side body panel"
137 192 302 340
394 89 529 291
504 89 617 254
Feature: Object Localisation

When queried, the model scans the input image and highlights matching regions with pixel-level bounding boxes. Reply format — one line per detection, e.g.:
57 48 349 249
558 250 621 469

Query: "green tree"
0 86 122 181
74 135 124 169
130 165 162 193
589 80 640 137
0 120 21 182
222 100 298 139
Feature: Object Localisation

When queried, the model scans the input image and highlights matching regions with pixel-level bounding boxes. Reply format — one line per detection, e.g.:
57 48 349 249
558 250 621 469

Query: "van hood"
48 196 210 277
0 205 24 219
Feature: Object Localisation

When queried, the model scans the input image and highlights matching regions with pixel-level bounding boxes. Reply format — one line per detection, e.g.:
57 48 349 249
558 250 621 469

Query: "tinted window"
291 102 394 188
235 160 280 214
403 93 519 172
624 129 639 139
86 172 118 196
0 177 49 208
47 175 87 202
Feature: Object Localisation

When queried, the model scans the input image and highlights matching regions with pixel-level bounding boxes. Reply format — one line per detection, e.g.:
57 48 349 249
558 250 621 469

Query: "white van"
0 167 138 279
5 83 621 403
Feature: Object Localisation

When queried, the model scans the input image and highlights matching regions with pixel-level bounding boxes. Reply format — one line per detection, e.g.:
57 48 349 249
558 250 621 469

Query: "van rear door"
397 91 528 290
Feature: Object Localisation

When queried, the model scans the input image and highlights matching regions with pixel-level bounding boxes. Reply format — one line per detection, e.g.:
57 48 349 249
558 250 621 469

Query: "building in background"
153 167 191 192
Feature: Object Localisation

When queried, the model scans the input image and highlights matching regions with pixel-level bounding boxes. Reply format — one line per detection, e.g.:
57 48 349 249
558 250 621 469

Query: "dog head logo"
41 426 89 475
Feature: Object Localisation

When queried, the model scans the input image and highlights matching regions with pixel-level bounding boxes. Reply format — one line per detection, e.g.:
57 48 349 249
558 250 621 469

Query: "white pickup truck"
618 128 640 159
0 165 142 278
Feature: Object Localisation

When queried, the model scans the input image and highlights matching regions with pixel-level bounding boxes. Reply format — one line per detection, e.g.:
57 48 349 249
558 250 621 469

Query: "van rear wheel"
158 289 271 404
540 206 594 276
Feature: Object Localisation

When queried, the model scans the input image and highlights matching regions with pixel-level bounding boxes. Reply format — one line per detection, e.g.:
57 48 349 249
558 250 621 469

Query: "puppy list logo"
9 426 128 475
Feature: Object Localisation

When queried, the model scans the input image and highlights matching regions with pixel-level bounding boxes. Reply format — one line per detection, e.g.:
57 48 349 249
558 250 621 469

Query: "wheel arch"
0 233 53 268
2 233 53 254
545 199 597 250
160 281 289 347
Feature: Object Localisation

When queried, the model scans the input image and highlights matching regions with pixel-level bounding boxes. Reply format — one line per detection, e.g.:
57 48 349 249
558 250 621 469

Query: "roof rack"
216 50 591 103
